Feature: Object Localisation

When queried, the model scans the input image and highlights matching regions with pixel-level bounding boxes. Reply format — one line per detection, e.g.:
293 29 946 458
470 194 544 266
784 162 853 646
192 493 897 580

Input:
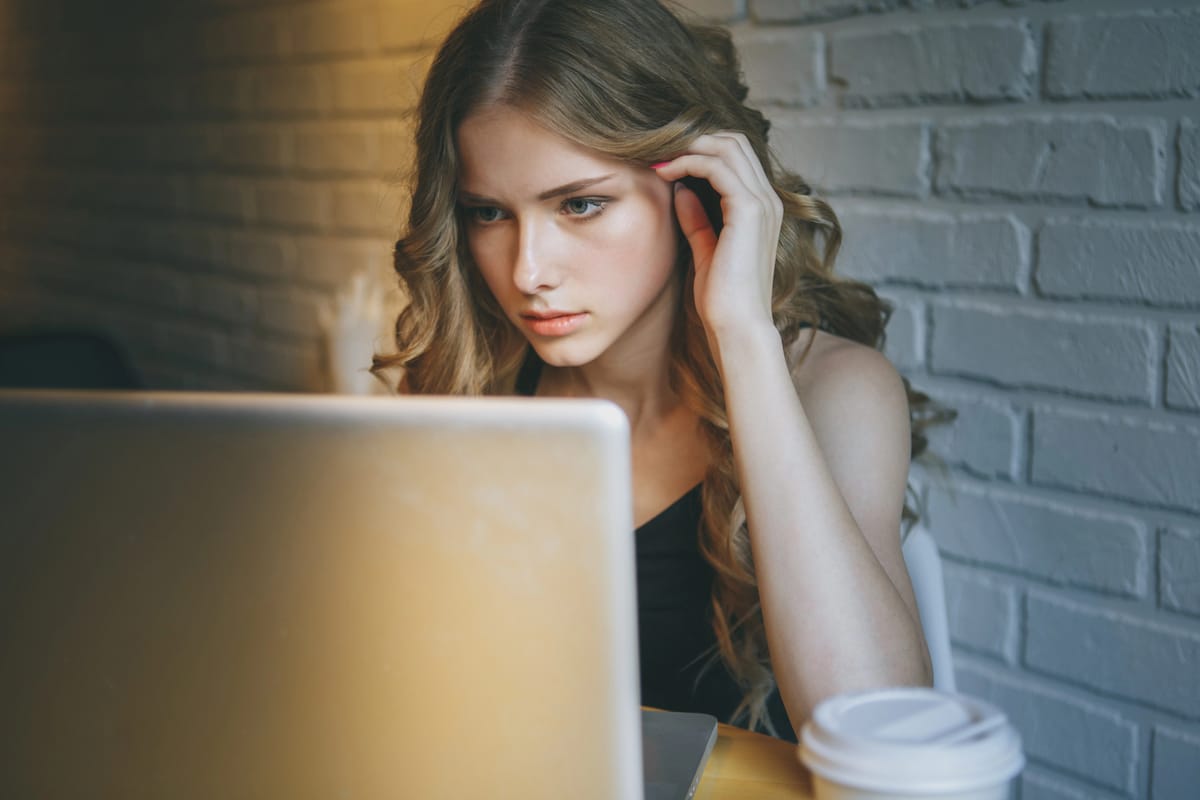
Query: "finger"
654 153 752 216
672 135 779 227
681 133 771 197
711 132 772 195
673 182 717 262
685 133 781 222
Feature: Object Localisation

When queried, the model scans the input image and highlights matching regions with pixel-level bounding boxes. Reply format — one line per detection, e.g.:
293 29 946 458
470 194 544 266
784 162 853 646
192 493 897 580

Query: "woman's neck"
542 343 678 434
538 278 684 434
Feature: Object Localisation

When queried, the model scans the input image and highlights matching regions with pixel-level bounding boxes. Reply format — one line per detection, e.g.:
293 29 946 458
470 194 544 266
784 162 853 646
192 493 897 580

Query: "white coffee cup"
799 687 1024 800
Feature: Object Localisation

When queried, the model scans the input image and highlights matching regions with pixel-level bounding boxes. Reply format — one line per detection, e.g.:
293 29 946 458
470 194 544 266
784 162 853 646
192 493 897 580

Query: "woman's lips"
520 311 587 337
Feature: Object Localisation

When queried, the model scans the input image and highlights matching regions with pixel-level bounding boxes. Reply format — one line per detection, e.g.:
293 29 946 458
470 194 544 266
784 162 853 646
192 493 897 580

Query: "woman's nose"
512 221 560 294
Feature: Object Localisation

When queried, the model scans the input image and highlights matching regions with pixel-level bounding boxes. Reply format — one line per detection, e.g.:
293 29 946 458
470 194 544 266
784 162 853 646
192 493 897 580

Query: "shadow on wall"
0 330 141 389
0 0 435 391
1 0 246 387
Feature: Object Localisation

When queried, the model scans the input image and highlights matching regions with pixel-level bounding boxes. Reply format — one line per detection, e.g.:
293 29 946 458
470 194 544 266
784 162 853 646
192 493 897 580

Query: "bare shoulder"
787 329 909 436
786 329 913 562
787 329 921 625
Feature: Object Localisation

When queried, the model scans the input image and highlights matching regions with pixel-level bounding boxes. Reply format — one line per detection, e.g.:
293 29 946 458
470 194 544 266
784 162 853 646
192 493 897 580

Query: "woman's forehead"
455 106 628 196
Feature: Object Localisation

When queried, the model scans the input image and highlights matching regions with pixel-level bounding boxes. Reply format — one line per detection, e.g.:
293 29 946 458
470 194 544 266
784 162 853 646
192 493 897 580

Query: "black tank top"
514 351 796 741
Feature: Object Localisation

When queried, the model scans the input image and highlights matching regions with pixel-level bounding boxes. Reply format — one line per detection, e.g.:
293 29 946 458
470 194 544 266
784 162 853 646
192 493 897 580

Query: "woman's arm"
654 134 931 728
719 322 931 723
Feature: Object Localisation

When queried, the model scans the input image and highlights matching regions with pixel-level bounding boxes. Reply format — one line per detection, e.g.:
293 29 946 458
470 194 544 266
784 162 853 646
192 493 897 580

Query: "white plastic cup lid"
799 688 1025 795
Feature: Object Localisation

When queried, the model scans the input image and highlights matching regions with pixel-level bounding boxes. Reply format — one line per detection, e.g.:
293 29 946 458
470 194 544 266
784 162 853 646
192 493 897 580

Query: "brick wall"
0 0 457 390
2 1 1198 797
681 1 1200 797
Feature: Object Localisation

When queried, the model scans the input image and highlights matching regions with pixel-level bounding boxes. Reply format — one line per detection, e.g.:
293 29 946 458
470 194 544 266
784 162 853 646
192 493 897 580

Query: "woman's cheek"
467 229 503 276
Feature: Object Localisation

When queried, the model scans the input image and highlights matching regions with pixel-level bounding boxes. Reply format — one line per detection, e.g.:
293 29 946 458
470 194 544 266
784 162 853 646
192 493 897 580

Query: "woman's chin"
527 337 603 370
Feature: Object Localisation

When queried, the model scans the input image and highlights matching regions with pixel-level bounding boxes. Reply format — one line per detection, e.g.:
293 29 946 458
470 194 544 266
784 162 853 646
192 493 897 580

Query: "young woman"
372 0 933 740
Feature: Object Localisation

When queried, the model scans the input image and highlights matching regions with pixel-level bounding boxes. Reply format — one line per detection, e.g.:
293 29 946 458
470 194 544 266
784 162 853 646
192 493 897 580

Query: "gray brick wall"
1152 726 1200 799
1044 10 1200 100
1182 120 1200 210
697 1 1200 797
1168 324 1200 411
831 20 1037 107
1160 527 1200 617
1038 218 1200 306
936 116 1169 207
958 661 1139 794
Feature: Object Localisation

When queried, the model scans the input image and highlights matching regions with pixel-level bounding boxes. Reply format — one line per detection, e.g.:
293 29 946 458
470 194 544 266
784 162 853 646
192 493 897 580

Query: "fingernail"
650 161 671 170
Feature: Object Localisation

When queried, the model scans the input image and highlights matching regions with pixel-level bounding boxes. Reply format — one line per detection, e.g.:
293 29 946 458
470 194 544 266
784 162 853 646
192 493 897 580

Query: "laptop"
0 390 716 799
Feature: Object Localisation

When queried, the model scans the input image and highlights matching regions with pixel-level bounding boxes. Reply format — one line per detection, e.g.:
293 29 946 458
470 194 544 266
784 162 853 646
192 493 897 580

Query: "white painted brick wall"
2 2 1199 796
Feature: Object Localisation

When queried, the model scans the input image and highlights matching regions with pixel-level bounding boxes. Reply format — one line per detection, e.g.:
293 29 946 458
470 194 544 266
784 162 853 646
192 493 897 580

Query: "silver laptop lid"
0 391 642 799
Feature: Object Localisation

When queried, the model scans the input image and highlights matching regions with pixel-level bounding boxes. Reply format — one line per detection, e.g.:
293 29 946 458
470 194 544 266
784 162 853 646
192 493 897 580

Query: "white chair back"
901 525 956 692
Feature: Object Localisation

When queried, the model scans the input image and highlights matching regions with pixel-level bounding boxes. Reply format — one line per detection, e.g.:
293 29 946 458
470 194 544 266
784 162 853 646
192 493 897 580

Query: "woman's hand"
652 132 783 339
316 271 388 395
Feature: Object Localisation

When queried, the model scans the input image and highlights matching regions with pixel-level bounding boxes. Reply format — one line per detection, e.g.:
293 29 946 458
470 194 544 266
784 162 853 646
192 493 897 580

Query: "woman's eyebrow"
535 174 616 201
457 190 496 204
457 174 617 205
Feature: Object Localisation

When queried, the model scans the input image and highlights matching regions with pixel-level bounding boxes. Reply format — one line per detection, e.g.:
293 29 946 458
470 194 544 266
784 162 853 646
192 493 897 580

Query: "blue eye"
466 206 505 223
563 197 606 217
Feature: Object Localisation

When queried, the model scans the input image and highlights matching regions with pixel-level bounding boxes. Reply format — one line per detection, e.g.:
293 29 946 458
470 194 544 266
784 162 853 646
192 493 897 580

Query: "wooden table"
694 722 813 799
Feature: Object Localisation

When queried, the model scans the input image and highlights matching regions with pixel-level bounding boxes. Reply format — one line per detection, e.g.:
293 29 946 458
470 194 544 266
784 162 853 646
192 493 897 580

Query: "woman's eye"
467 206 504 223
563 197 606 217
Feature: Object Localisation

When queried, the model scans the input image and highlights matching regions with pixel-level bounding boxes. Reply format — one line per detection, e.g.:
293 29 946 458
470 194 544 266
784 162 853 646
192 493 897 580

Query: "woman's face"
455 105 681 369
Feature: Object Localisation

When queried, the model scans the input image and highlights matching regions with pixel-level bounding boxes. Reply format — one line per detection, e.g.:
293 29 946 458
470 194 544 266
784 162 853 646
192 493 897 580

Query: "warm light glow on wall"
0 0 472 392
